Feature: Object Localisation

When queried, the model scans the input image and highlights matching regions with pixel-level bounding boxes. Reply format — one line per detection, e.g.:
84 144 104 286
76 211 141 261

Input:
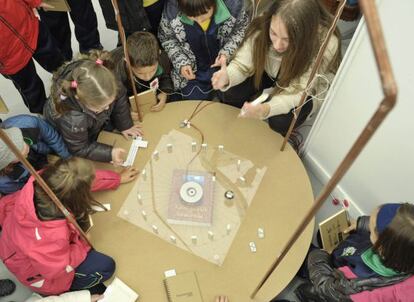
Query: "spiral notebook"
164 272 203 302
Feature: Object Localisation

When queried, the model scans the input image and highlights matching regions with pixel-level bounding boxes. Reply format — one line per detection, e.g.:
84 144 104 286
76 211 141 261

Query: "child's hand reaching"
151 92 167 112
121 124 143 138
111 147 126 166
119 167 139 184
181 65 196 80
91 294 103 302
215 296 229 302
343 219 357 234
211 61 229 90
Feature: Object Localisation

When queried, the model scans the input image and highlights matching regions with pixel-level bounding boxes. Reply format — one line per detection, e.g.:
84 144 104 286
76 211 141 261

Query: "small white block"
141 210 147 220
208 231 214 240
123 210 129 216
258 227 265 239
218 145 224 151
191 235 197 244
212 175 216 182
164 269 176 278
239 176 246 183
191 141 197 152
237 159 241 171
249 241 257 253
167 143 173 153
153 150 159 160
137 193 142 204
169 235 177 244
142 169 146 180
226 224 232 234
201 143 207 151
213 254 220 261
152 225 158 234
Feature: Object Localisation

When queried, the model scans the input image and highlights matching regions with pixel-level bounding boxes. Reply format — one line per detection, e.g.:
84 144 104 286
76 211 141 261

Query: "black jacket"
98 0 151 33
44 89 133 163
302 216 411 302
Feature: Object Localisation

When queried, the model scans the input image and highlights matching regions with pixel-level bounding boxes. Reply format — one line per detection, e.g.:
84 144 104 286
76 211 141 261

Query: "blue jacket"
0 115 71 195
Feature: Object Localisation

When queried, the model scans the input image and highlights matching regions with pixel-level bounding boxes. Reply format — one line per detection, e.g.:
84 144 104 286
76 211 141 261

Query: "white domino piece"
258 227 265 239
167 143 173 153
218 145 224 152
152 225 159 234
208 231 214 240
249 241 257 253
213 254 220 262
226 224 232 234
191 141 197 152
201 143 207 151
142 169 146 180
212 175 216 182
153 150 159 160
191 235 198 244
141 210 147 220
170 235 177 244
237 159 241 171
239 176 246 183
137 193 142 204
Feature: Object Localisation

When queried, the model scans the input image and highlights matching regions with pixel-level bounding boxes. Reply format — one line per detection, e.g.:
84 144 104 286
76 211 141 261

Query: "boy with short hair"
158 0 249 100
110 31 173 112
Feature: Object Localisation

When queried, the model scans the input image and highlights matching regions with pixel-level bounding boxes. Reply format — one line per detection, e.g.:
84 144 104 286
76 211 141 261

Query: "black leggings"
221 74 313 136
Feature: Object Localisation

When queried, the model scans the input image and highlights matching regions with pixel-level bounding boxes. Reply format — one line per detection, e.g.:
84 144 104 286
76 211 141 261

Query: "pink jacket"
339 266 414 302
0 170 120 295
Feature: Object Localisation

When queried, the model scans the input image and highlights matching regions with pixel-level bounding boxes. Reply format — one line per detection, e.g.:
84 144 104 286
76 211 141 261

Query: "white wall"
0 0 117 119
302 0 414 219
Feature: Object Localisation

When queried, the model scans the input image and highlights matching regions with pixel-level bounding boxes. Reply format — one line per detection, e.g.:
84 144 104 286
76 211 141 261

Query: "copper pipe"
251 0 397 298
0 129 93 247
111 0 143 122
280 0 346 151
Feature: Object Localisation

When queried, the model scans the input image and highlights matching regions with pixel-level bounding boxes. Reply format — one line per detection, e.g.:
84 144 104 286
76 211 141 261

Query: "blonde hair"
34 157 103 224
51 50 118 114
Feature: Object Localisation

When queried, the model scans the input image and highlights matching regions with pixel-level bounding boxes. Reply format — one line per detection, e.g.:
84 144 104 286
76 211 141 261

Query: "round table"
92 101 314 302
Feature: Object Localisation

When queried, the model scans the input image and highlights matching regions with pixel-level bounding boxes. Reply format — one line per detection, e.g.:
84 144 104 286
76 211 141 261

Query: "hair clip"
71 80 78 88
96 59 103 65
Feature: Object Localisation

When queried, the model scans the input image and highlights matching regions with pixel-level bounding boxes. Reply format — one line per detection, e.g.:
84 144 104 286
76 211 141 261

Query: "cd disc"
180 181 203 204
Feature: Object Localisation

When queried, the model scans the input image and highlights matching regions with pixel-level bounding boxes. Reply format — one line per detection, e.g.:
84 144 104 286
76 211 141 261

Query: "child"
0 157 138 295
44 51 142 165
110 31 174 112
0 0 64 113
297 203 414 302
0 115 71 195
159 0 249 100
212 0 341 135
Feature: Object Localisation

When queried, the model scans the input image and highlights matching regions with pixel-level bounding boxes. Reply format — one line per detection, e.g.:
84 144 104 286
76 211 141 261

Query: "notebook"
129 89 157 117
100 277 139 302
319 209 350 253
43 0 71 12
164 272 203 302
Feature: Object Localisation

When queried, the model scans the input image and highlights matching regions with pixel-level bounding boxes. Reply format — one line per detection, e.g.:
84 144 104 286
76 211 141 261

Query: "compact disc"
180 181 203 204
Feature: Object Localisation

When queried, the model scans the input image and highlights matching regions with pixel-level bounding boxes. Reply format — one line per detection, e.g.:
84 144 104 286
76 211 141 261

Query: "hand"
343 219 357 234
215 296 229 302
121 124 143 139
111 147 126 166
130 111 140 122
38 1 54 9
211 62 229 90
239 102 270 119
180 65 196 80
119 167 139 183
151 93 167 112
91 295 104 302
211 54 227 68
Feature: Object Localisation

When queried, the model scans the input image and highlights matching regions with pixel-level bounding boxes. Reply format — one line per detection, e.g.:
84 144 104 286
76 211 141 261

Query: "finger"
122 132 129 139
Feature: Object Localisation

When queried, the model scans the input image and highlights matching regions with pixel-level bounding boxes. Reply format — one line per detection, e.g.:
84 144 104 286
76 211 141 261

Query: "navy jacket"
0 115 71 195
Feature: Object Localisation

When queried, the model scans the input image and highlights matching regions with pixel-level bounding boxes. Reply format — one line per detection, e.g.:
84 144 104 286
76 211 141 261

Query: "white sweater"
224 30 339 118
25 290 91 302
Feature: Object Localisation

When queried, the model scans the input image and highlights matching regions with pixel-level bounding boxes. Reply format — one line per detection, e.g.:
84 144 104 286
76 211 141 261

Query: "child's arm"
110 88 134 132
219 4 250 60
157 52 174 94
158 11 193 78
55 114 112 162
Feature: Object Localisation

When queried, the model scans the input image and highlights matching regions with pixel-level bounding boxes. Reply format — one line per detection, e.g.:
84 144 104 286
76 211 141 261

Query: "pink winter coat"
339 266 414 302
0 170 120 295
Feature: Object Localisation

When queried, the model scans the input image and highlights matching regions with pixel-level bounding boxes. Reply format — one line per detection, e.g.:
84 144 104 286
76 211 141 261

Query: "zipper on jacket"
0 16 35 55
3 251 16 263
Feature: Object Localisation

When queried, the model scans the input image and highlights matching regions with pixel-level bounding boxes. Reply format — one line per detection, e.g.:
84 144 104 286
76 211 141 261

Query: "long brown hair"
373 203 414 273
34 157 102 223
50 50 118 115
242 0 341 91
